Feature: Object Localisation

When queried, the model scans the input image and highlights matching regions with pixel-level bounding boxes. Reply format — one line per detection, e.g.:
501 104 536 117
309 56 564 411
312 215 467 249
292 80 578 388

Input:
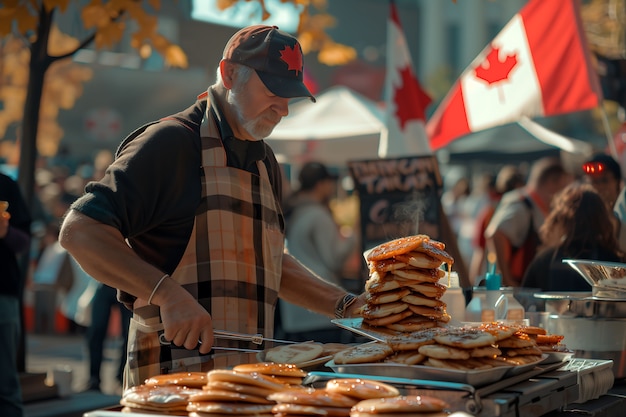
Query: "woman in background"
522 182 623 292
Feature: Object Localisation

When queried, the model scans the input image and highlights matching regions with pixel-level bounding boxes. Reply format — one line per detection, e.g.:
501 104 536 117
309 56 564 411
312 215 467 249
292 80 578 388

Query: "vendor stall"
79 237 626 417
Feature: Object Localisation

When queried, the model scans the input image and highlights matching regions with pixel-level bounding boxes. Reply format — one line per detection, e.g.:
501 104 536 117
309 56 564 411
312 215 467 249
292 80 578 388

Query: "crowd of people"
443 152 626 292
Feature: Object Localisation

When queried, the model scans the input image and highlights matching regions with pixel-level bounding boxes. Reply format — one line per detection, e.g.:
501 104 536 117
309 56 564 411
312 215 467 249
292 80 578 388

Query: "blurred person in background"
588 153 626 253
278 162 358 342
0 173 31 417
457 172 496 267
469 165 525 283
582 153 622 214
522 182 623 291
485 157 573 287
85 284 132 393
441 176 470 238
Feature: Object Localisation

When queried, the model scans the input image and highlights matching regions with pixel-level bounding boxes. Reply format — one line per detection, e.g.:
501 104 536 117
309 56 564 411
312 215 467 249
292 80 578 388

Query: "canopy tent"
265 86 386 166
441 118 598 165
265 86 602 168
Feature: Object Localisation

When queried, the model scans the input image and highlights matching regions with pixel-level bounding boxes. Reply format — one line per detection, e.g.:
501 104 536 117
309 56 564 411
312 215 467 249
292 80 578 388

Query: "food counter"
82 356 621 417
86 238 626 416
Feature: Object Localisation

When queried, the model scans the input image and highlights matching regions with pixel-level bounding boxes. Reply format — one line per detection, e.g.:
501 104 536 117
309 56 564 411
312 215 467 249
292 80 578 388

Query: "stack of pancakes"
415 323 544 370
351 395 450 417
360 235 455 332
120 372 206 415
186 367 301 416
268 378 402 417
334 323 546 371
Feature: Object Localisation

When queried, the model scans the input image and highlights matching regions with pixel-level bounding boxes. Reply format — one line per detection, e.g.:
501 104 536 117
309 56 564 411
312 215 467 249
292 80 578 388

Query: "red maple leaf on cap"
474 45 518 85
280 43 303 75
393 66 431 130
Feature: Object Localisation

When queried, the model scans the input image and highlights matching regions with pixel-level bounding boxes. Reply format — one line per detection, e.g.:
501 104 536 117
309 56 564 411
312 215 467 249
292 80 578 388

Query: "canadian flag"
379 0 433 158
426 0 602 150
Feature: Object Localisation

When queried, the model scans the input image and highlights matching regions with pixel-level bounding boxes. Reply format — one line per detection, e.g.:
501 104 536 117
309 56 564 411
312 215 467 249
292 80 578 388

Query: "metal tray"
503 354 548 376
541 350 574 365
331 317 406 341
325 359 511 387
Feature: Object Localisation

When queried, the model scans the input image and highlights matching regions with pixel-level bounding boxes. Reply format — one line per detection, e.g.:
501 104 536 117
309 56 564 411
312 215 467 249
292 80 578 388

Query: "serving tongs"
212 329 304 345
158 328 304 350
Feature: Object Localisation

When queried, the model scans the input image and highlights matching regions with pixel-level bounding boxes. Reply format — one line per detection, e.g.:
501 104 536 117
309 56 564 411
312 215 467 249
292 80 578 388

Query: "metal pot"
549 315 626 379
535 292 626 379
533 292 591 315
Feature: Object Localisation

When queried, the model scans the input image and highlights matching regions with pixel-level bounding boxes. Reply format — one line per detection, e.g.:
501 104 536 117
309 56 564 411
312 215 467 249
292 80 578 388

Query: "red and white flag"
426 0 602 150
379 0 433 158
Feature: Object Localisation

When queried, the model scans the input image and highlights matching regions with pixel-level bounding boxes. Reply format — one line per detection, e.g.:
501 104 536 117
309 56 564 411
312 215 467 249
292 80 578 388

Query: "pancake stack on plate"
360 235 455 332
350 395 451 417
120 372 206 415
186 369 289 417
333 323 546 371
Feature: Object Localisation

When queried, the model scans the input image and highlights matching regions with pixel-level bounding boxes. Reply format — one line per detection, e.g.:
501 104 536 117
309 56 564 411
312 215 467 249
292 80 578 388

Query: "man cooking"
59 25 364 388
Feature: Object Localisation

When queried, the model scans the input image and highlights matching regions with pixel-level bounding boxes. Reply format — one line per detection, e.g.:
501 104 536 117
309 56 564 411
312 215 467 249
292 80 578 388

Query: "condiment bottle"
482 271 503 322
465 287 485 322
439 271 466 324
501 288 525 322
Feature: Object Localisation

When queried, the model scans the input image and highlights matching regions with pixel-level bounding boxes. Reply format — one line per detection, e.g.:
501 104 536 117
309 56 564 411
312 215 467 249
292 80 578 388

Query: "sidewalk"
24 333 123 417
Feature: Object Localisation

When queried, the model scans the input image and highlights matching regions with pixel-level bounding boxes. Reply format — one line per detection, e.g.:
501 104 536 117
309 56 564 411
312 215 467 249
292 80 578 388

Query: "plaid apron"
125 102 284 389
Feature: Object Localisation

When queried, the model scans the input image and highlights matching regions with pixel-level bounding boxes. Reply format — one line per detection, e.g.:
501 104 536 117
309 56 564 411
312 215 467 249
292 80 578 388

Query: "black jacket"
0 173 31 297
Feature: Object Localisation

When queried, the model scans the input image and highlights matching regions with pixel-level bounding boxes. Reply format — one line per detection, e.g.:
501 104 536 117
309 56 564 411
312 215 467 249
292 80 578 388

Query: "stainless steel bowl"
533 292 591 315
562 259 626 296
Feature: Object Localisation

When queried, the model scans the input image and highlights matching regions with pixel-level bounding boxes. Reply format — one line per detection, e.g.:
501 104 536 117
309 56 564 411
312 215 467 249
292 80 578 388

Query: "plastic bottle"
501 287 525 322
439 271 466 324
482 271 502 322
465 287 486 322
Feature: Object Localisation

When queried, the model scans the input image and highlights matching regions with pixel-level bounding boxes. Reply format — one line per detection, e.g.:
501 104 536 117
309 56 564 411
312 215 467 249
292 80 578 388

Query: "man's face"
227 69 290 140
585 172 621 208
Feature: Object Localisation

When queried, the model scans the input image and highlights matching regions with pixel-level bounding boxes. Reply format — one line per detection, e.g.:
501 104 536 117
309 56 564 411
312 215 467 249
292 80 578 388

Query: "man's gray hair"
216 63 254 86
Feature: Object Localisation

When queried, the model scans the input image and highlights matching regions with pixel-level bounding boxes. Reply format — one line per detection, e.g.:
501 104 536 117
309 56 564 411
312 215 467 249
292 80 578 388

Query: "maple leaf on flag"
280 43 303 75
474 45 518 85
393 66 432 130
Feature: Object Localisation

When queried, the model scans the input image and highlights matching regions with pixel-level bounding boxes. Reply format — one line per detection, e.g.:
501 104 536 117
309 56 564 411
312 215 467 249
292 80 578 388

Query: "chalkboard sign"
348 155 443 256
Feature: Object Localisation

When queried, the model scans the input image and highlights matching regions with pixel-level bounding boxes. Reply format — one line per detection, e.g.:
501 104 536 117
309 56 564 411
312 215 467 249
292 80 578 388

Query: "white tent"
266 85 599 167
265 86 386 165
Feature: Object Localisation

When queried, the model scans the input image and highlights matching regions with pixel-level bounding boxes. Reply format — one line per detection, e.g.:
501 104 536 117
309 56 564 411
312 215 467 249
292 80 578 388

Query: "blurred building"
43 0 604 166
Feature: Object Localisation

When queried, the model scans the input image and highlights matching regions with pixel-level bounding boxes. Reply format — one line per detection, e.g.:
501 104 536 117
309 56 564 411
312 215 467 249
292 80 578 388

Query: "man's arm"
279 252 365 318
59 209 214 353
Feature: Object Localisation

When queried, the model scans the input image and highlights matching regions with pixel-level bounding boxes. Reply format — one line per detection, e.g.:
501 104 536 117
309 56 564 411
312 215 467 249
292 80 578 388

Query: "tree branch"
48 6 127 64
50 33 96 63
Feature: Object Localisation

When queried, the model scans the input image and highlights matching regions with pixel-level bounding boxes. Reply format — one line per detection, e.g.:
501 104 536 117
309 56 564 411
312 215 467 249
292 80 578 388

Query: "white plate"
255 349 334 370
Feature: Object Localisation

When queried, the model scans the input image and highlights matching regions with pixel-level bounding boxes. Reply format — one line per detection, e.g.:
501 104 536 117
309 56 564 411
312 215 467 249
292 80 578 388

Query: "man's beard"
228 87 276 140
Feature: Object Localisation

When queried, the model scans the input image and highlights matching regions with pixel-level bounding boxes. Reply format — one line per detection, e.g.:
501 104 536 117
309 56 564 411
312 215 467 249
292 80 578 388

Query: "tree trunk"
16 5 54 374
17 7 53 210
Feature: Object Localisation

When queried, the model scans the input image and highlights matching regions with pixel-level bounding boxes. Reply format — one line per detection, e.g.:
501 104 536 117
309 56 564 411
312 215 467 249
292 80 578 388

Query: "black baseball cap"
298 162 338 190
583 153 622 180
223 25 316 102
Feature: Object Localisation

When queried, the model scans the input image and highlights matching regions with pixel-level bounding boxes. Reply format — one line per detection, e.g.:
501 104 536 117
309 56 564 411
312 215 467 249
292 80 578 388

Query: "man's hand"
158 288 215 354
345 293 366 318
